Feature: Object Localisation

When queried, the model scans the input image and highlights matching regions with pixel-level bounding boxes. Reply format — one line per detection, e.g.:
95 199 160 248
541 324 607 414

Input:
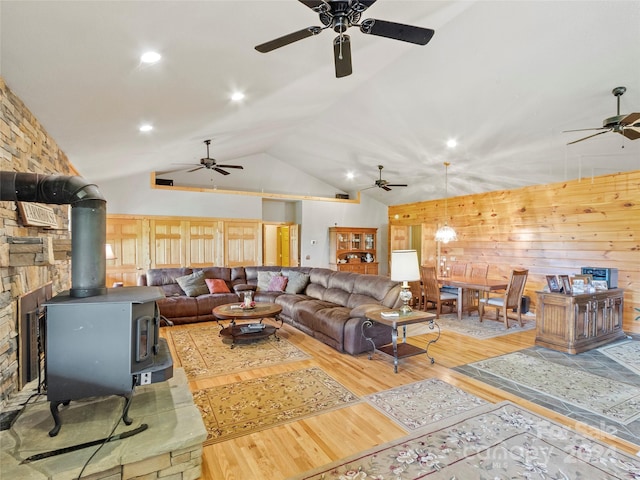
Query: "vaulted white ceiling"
2 1 639 205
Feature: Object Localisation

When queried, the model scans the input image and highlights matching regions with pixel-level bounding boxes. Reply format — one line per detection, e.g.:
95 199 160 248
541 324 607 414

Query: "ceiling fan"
564 86 640 145
161 140 244 176
255 0 435 78
364 165 407 191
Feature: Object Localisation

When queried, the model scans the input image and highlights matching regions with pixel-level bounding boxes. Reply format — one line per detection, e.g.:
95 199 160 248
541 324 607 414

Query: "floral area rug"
599 341 640 375
192 367 360 445
467 351 640 425
287 401 640 480
407 313 536 339
365 378 489 431
164 323 310 380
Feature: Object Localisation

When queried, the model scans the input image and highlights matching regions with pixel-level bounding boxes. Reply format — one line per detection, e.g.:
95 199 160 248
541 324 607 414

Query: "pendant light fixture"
434 162 457 243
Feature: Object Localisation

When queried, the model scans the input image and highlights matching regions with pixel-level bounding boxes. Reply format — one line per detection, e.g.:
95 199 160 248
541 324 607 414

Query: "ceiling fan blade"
562 127 608 133
566 130 610 145
385 184 408 187
255 27 322 53
621 127 640 140
333 34 352 78
360 19 435 45
381 185 392 191
214 167 231 176
298 0 329 12
620 112 640 125
156 167 193 175
188 166 205 173
216 164 243 169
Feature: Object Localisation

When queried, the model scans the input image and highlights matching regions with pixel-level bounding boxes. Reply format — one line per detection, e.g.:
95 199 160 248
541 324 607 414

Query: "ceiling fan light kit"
564 86 640 145
255 0 435 78
435 162 457 244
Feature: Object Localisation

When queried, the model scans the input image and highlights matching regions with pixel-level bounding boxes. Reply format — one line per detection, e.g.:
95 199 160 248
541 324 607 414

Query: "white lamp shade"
105 243 116 260
390 250 420 282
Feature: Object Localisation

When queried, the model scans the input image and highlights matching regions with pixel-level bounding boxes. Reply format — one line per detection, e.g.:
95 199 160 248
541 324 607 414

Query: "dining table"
438 276 509 321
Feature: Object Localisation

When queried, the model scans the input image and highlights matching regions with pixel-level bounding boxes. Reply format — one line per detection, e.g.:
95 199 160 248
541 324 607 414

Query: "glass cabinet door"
364 233 375 250
351 233 361 250
337 233 349 251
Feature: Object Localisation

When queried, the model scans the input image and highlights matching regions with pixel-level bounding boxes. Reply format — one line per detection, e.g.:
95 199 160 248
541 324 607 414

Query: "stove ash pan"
44 286 173 436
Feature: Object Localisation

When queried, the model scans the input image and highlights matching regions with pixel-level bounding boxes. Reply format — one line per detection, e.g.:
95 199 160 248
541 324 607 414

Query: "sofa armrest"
233 284 257 294
137 274 148 286
349 303 384 318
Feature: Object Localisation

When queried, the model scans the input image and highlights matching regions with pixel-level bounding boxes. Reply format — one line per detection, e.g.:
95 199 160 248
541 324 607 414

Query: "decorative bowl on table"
240 302 256 310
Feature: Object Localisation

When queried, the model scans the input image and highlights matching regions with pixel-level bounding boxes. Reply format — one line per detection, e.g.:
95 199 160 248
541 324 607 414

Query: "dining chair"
450 262 467 276
421 265 457 318
479 269 529 328
408 280 423 310
467 263 490 304
469 263 489 278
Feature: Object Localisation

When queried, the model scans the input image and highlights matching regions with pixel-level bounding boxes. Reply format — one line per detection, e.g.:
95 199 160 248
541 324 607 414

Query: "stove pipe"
0 171 107 298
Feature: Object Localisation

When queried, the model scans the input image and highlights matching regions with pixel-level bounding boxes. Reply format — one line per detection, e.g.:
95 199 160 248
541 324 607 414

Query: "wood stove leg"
48 400 69 437
121 393 133 425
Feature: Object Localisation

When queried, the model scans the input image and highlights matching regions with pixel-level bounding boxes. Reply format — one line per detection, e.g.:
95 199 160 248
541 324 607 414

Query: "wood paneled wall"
388 170 640 333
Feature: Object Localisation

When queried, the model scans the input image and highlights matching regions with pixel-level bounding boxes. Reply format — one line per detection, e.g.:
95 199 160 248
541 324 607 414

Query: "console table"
362 309 438 373
534 289 626 354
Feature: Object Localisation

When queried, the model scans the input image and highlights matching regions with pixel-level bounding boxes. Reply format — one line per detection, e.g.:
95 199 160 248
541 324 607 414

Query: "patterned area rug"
164 324 310 380
287 401 640 480
365 378 489 431
468 351 640 425
193 367 360 445
407 313 536 339
599 341 640 375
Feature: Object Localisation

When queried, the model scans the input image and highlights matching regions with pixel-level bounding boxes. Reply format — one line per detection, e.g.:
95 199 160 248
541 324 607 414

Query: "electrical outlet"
141 372 152 385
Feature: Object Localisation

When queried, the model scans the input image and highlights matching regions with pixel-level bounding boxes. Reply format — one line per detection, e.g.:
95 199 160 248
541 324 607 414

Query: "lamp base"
398 284 413 315
399 303 413 315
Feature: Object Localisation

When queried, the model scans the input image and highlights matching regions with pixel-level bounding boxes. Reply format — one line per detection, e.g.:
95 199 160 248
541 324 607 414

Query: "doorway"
263 224 299 266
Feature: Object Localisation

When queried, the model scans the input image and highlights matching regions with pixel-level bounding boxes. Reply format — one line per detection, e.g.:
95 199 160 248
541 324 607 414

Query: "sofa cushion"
147 268 193 287
257 271 280 291
268 274 288 292
176 270 209 297
284 271 310 294
205 278 231 294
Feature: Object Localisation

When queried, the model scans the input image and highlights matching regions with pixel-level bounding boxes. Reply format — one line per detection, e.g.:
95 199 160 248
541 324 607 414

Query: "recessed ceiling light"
230 91 245 102
139 124 153 132
140 51 161 64
446 138 457 148
346 172 355 180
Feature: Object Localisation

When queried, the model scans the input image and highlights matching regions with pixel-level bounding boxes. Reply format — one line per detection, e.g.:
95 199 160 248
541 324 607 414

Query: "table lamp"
390 250 420 314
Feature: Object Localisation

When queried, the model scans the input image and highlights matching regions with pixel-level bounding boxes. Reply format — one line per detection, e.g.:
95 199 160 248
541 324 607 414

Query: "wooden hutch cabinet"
329 227 378 275
534 289 626 354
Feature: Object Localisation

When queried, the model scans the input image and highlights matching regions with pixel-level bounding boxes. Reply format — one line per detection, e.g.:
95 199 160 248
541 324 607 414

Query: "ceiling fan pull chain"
339 33 344 60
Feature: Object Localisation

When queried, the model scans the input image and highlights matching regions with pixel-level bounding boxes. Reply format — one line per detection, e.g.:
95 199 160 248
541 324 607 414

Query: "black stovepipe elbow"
0 171 107 298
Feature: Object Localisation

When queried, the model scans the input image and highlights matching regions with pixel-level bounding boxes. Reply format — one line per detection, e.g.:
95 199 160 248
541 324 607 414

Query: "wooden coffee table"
212 302 283 348
363 309 438 373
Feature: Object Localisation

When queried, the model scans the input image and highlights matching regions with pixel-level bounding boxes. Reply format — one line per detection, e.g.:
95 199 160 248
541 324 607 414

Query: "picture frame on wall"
546 275 561 292
559 275 571 294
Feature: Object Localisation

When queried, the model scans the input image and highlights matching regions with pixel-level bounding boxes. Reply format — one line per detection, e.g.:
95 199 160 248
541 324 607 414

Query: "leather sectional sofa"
137 266 401 355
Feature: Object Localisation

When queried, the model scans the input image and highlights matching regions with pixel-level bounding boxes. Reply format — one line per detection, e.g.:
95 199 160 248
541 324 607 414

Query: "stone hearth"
0 368 205 480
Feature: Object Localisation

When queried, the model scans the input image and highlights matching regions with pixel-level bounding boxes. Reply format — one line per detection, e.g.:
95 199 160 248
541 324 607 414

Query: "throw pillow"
256 271 278 291
205 278 231 294
268 274 288 292
285 271 310 294
175 270 209 297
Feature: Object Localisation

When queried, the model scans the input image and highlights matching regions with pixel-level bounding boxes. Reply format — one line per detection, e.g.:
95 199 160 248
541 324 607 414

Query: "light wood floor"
161 318 640 480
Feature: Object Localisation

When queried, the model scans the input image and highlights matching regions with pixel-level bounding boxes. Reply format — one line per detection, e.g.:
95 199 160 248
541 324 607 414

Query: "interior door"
105 217 145 286
150 219 186 268
263 224 278 266
225 221 259 267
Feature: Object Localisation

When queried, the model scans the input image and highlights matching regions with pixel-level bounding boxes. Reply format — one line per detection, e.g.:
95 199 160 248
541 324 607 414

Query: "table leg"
361 320 376 360
457 287 463 321
392 324 399 373
425 320 440 365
